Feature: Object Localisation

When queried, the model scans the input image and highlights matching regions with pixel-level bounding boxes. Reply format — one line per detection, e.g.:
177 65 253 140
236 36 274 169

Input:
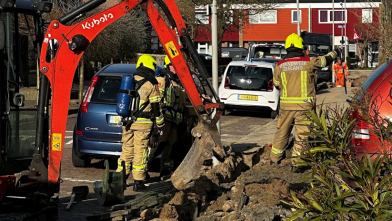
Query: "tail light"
80 76 98 113
352 110 370 146
267 79 274 91
224 77 230 89
76 130 83 136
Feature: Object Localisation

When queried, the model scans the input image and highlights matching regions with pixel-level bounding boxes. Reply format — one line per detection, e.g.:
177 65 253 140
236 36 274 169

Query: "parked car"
72 64 202 167
246 43 286 61
218 61 279 119
72 64 135 167
351 59 392 159
199 53 212 76
221 47 248 61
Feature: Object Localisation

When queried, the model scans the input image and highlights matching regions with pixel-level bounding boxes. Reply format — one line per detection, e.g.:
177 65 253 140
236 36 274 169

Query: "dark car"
199 53 212 76
351 59 392 160
72 64 137 167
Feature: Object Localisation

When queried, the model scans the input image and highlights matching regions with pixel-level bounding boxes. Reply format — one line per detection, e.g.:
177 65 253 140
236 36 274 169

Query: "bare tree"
45 0 147 68
378 0 392 64
186 0 277 55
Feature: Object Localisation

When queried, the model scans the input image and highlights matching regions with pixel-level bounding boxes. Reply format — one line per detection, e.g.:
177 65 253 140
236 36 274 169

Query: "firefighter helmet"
137 54 157 72
164 55 172 68
285 33 304 49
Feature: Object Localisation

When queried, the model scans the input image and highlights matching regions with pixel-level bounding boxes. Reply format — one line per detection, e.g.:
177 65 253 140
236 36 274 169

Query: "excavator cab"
0 0 55 215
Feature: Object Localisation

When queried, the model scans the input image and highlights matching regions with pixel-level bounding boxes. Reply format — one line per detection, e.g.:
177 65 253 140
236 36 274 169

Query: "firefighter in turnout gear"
270 33 340 172
149 55 186 177
116 54 165 191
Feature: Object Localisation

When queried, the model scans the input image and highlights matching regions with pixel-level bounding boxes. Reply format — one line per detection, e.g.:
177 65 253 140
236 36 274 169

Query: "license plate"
238 95 258 101
109 115 122 124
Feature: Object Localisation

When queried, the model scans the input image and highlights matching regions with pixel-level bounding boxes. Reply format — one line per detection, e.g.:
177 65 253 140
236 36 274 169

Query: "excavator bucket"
171 114 226 190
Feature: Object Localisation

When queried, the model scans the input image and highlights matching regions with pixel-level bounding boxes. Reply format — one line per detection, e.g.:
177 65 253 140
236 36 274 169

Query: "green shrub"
282 100 392 221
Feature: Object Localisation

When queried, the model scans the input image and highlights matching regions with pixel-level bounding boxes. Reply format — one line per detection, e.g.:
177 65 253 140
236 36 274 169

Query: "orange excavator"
1 0 225 217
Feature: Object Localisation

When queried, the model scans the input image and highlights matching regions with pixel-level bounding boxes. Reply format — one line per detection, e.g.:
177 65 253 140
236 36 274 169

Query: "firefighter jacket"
156 68 186 124
273 51 337 110
130 67 165 130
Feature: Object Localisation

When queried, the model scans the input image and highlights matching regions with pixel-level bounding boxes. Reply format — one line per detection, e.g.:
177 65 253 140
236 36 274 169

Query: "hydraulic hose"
58 0 106 25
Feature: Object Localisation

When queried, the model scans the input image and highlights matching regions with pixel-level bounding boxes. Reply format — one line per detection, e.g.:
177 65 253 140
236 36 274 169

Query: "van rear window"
226 66 273 91
91 76 122 104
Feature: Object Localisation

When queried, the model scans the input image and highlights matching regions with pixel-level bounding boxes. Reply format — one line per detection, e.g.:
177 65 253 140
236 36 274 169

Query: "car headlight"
321 67 329 71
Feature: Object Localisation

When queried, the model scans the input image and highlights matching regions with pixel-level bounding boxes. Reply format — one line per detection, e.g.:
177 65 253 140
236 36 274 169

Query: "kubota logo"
82 13 114 30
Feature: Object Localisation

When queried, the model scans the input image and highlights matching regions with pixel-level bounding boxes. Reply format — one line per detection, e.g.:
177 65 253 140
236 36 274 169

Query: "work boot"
133 180 148 192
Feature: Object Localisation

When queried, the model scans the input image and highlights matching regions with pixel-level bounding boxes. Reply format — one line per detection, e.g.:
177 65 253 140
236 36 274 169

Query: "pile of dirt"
351 75 368 87
139 145 309 221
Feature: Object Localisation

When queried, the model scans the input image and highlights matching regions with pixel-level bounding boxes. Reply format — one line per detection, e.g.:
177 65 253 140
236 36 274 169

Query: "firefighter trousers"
270 110 310 164
117 126 151 181
148 121 178 171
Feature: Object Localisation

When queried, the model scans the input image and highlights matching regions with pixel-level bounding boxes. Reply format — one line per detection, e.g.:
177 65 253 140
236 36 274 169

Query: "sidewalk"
232 86 356 151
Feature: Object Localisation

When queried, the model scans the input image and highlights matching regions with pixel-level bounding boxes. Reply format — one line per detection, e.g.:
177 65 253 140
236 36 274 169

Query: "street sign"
338 25 345 28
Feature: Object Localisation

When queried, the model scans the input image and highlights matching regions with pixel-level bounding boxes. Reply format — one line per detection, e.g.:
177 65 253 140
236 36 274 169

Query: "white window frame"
249 10 277 24
291 10 302 23
225 10 233 24
318 9 347 24
362 9 373 23
195 11 209 24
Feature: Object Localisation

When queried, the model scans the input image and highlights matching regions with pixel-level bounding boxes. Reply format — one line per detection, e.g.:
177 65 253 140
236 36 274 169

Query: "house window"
292 10 301 23
195 12 209 24
224 10 233 24
319 10 346 23
249 10 277 24
362 9 373 23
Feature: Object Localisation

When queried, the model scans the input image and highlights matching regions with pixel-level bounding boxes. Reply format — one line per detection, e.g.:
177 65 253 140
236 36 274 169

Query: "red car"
352 59 392 159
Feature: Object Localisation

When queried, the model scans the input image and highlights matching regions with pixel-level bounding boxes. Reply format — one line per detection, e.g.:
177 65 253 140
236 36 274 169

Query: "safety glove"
150 128 161 148
334 47 343 59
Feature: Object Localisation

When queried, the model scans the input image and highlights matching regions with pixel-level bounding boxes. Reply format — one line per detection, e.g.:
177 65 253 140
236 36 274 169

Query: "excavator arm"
39 0 225 190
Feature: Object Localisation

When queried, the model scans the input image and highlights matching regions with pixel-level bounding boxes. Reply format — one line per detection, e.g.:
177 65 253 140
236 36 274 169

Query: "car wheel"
72 147 91 167
223 108 233 115
271 105 279 119
72 128 91 167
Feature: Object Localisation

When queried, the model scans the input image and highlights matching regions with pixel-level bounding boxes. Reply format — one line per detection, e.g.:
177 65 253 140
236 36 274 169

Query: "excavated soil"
136 145 310 221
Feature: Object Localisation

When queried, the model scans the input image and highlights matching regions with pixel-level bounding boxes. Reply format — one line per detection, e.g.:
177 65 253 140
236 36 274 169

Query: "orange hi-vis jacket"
333 62 349 87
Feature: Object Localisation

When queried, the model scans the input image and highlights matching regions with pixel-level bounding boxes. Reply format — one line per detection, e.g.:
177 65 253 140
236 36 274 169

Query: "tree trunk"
79 57 84 104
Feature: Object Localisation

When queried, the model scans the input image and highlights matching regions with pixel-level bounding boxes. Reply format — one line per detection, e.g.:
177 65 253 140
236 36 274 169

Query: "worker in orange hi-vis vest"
333 57 349 87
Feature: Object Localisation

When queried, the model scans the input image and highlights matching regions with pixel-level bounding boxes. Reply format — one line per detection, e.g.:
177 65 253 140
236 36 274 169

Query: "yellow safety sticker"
165 41 179 58
52 133 62 151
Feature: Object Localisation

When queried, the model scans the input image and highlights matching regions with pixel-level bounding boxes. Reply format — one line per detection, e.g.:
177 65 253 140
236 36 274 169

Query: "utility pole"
211 0 220 132
344 0 348 60
332 0 335 84
297 0 300 35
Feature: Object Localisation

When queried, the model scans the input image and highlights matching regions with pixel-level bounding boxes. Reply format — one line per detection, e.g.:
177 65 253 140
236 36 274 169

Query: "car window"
226 65 273 91
358 62 388 99
91 76 122 104
226 66 272 78
204 55 212 60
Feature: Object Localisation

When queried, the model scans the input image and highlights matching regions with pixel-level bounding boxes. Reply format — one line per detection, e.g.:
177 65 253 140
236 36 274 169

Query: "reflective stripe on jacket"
133 75 164 129
273 51 337 110
157 73 185 124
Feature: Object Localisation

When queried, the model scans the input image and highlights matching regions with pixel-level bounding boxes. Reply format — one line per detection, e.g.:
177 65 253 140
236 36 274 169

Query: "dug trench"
133 144 310 221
